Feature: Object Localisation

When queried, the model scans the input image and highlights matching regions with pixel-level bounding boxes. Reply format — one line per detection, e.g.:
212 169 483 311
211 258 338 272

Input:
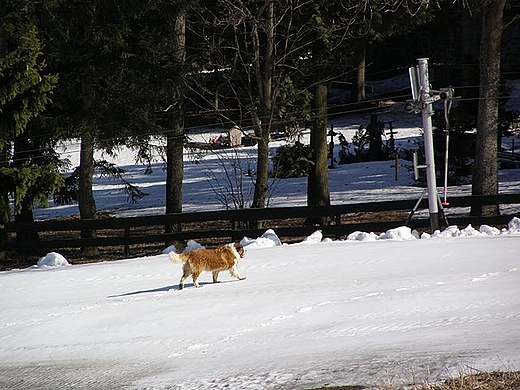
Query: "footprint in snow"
471 272 500 282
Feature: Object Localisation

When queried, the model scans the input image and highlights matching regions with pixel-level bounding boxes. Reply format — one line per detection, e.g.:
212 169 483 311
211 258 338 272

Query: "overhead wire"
6 92 514 165
4 63 517 165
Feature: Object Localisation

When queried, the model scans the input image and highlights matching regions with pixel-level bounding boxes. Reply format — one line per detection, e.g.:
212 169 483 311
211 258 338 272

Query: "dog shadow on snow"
108 280 237 298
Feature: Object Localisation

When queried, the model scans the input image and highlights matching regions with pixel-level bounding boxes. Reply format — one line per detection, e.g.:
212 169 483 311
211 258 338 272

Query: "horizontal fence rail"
2 193 520 258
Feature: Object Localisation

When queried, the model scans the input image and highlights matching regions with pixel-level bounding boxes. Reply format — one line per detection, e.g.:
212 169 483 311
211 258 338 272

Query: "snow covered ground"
1 80 520 389
1 224 520 390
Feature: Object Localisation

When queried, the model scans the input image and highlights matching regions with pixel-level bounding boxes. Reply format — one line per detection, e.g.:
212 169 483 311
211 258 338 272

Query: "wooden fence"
2 193 520 258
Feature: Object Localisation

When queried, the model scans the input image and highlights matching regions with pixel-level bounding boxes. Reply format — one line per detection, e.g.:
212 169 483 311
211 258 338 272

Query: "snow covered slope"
1 228 519 389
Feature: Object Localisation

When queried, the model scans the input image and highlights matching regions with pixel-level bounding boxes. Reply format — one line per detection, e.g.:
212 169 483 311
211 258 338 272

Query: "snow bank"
160 218 520 255
347 226 419 241
479 224 501 236
347 231 380 241
241 229 282 248
381 226 419 240
36 252 70 268
430 219 520 239
162 245 176 255
184 240 205 252
163 240 205 254
508 216 520 233
253 217 520 246
298 230 323 244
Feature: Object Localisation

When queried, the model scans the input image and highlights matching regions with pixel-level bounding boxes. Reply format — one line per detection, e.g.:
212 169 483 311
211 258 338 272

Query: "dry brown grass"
310 386 366 390
309 370 520 390
415 370 520 390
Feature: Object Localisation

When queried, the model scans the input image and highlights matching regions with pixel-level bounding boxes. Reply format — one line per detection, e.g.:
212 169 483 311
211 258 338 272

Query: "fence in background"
2 193 519 258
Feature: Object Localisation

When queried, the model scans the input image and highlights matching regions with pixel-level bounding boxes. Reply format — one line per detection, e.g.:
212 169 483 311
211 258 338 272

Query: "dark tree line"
0 0 517 255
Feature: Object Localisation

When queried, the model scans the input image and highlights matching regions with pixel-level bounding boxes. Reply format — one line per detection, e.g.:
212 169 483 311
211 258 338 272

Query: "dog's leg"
179 264 192 290
229 265 246 281
192 271 202 287
212 271 220 283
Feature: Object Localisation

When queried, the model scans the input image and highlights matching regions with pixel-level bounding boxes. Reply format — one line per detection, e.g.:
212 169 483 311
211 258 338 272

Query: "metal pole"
417 58 440 232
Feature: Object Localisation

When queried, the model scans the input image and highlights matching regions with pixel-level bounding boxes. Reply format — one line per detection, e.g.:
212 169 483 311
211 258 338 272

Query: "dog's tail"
169 251 186 264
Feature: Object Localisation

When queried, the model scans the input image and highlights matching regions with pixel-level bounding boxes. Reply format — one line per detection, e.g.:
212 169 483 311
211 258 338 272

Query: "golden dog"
169 243 246 289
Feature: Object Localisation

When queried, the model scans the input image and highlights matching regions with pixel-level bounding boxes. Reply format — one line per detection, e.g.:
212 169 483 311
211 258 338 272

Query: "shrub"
271 142 314 178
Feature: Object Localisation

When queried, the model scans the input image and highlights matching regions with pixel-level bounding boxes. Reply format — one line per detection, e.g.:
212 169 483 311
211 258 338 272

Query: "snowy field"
1 225 520 390
1 77 520 389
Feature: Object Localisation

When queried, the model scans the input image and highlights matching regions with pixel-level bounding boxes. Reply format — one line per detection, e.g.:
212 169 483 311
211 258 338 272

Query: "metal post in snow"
417 58 440 232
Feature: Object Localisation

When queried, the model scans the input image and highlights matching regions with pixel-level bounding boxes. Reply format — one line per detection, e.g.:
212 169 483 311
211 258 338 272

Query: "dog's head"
233 242 246 258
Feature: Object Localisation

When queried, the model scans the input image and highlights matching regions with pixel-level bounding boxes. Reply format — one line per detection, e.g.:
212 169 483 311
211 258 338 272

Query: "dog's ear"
235 243 245 257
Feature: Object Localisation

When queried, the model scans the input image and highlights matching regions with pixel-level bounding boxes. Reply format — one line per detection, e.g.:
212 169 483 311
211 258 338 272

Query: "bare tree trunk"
77 74 99 255
471 0 506 216
165 13 186 242
13 136 39 243
0 192 8 260
79 129 99 256
307 83 330 210
0 27 10 259
352 42 366 102
251 116 270 210
0 144 9 260
165 121 184 216
251 1 274 210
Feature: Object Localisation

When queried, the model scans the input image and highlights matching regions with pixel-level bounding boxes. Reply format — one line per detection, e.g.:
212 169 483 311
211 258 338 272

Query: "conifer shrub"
271 142 314 178
337 127 392 164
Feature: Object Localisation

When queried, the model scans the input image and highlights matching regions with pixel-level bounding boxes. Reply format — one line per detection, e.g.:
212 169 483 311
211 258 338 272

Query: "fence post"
335 213 341 239
124 226 130 257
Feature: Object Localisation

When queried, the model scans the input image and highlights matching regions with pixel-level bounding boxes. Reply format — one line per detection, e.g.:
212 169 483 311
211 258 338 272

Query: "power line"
6 59 520 164
7 88 517 166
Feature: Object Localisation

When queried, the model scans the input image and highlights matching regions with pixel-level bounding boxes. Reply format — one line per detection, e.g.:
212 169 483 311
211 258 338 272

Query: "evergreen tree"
0 0 60 253
42 0 135 255
41 0 194 253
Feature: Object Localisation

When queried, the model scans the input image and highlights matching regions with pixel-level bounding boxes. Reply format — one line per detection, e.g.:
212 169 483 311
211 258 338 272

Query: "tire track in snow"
320 311 520 338
0 360 160 390
166 301 336 359
165 266 519 360
169 266 519 359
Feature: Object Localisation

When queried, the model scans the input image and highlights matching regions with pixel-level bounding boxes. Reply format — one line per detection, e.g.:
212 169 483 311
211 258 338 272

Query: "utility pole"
418 58 440 232
406 58 441 232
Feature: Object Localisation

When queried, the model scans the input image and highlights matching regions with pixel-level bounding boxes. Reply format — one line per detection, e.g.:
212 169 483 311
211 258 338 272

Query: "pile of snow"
164 218 520 254
299 229 324 244
183 240 205 251
346 230 380 241
428 218 520 239
163 239 205 255
241 228 282 248
344 217 520 243
36 252 70 268
162 217 520 252
508 216 520 233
